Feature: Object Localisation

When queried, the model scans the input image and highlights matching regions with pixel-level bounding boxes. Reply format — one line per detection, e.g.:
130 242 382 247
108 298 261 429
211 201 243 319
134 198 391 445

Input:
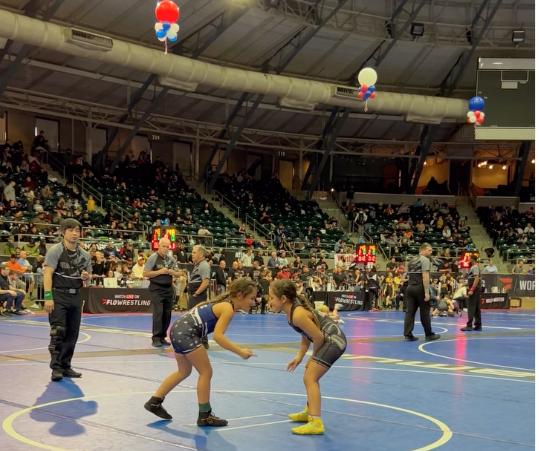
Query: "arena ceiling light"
512 29 526 44
410 22 424 38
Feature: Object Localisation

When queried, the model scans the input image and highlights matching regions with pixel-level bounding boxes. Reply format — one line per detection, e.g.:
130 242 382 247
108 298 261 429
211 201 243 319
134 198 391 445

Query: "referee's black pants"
465 290 482 328
149 286 174 342
48 290 82 370
403 285 434 337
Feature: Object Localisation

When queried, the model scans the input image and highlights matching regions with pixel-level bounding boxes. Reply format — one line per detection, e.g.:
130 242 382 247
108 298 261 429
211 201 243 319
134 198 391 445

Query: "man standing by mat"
461 255 482 332
44 218 92 382
188 245 211 348
403 243 440 342
144 238 181 348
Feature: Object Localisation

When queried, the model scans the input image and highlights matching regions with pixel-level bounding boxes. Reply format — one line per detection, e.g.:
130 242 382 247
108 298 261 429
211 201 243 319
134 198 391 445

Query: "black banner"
81 288 153 313
327 291 363 311
483 274 535 298
480 292 509 309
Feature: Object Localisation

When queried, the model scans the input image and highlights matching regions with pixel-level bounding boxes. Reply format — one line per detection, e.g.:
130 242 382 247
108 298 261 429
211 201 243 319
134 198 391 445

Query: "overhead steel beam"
205 0 348 190
408 125 434 194
308 108 348 197
439 0 503 95
345 0 428 82
106 5 249 167
513 141 531 196
407 0 503 191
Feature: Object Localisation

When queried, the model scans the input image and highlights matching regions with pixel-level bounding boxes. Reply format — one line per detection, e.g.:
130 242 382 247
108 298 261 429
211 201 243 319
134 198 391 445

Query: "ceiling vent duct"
65 28 113 51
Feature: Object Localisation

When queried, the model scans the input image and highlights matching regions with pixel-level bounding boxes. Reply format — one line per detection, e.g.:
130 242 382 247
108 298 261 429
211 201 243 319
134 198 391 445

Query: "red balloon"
361 84 368 92
370 92 376 99
474 110 481 118
155 1 180 23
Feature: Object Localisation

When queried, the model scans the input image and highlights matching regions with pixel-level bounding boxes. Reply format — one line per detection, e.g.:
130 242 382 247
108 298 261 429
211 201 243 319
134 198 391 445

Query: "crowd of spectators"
215 172 347 254
342 198 476 259
476 205 535 265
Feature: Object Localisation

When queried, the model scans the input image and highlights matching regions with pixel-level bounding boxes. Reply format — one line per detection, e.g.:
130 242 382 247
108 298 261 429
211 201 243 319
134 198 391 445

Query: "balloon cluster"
155 1 180 52
357 67 378 111
467 96 486 125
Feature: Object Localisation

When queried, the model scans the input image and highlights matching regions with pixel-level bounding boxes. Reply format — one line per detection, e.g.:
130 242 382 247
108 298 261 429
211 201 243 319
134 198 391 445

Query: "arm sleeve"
420 256 431 272
199 262 211 280
43 244 63 270
144 253 157 271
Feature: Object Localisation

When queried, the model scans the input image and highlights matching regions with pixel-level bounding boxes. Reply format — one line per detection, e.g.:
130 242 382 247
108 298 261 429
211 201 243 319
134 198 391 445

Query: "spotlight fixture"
512 29 525 44
488 164 494 170
532 159 535 164
410 22 424 37
502 164 507 170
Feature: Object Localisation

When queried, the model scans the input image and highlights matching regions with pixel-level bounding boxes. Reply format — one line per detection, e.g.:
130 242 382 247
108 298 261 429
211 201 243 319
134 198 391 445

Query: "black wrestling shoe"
63 368 82 378
160 339 171 346
51 369 63 382
425 334 441 341
144 398 172 420
197 411 228 427
152 339 163 348
404 335 419 341
460 326 473 331
473 326 482 331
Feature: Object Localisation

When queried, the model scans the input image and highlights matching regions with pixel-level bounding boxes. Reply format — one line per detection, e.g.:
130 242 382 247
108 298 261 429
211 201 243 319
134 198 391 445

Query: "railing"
72 175 104 209
212 191 240 219
41 150 67 180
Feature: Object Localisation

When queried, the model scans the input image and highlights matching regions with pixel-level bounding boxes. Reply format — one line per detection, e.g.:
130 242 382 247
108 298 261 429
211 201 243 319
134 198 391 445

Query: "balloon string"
165 40 168 55
364 101 368 113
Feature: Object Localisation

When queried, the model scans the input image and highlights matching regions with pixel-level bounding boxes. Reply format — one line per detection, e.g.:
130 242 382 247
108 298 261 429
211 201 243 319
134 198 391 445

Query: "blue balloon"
364 92 371 100
368 85 376 92
168 34 178 43
156 29 167 39
162 22 171 31
469 96 485 111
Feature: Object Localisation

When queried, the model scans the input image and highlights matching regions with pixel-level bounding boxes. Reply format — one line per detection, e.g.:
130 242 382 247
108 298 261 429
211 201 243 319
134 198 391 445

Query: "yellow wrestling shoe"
291 416 324 435
288 408 309 422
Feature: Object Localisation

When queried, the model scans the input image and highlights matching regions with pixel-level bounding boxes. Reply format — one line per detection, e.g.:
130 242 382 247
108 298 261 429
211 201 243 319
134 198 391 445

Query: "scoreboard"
356 243 377 265
151 226 177 250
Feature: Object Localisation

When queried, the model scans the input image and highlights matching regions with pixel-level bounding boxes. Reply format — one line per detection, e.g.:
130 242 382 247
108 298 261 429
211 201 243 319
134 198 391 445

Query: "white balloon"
155 22 163 31
158 35 167 42
166 29 177 39
466 111 476 123
478 111 485 120
357 67 378 86
170 23 180 33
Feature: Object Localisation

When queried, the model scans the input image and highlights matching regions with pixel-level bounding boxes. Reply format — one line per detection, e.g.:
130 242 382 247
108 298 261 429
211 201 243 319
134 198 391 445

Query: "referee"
461 255 482 331
144 238 181 347
403 243 440 342
43 218 92 382
188 245 211 347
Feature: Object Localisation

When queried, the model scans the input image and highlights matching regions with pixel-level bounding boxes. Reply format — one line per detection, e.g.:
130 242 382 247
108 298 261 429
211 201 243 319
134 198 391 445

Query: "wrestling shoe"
291 416 324 435
288 408 309 422
197 411 228 427
144 398 172 420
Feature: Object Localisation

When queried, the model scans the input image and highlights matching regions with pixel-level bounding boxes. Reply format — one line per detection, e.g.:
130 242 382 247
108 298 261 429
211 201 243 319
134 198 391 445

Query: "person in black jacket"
213 259 228 295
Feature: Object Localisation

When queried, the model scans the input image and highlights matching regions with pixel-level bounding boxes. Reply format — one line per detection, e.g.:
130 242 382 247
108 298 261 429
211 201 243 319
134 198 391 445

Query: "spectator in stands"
276 265 292 280
239 248 254 267
0 263 25 315
6 254 25 274
131 255 145 280
512 259 526 274
252 250 264 266
482 258 498 274
214 259 228 295
524 223 534 234
86 195 96 212
32 130 49 152
3 180 16 203
267 251 279 269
